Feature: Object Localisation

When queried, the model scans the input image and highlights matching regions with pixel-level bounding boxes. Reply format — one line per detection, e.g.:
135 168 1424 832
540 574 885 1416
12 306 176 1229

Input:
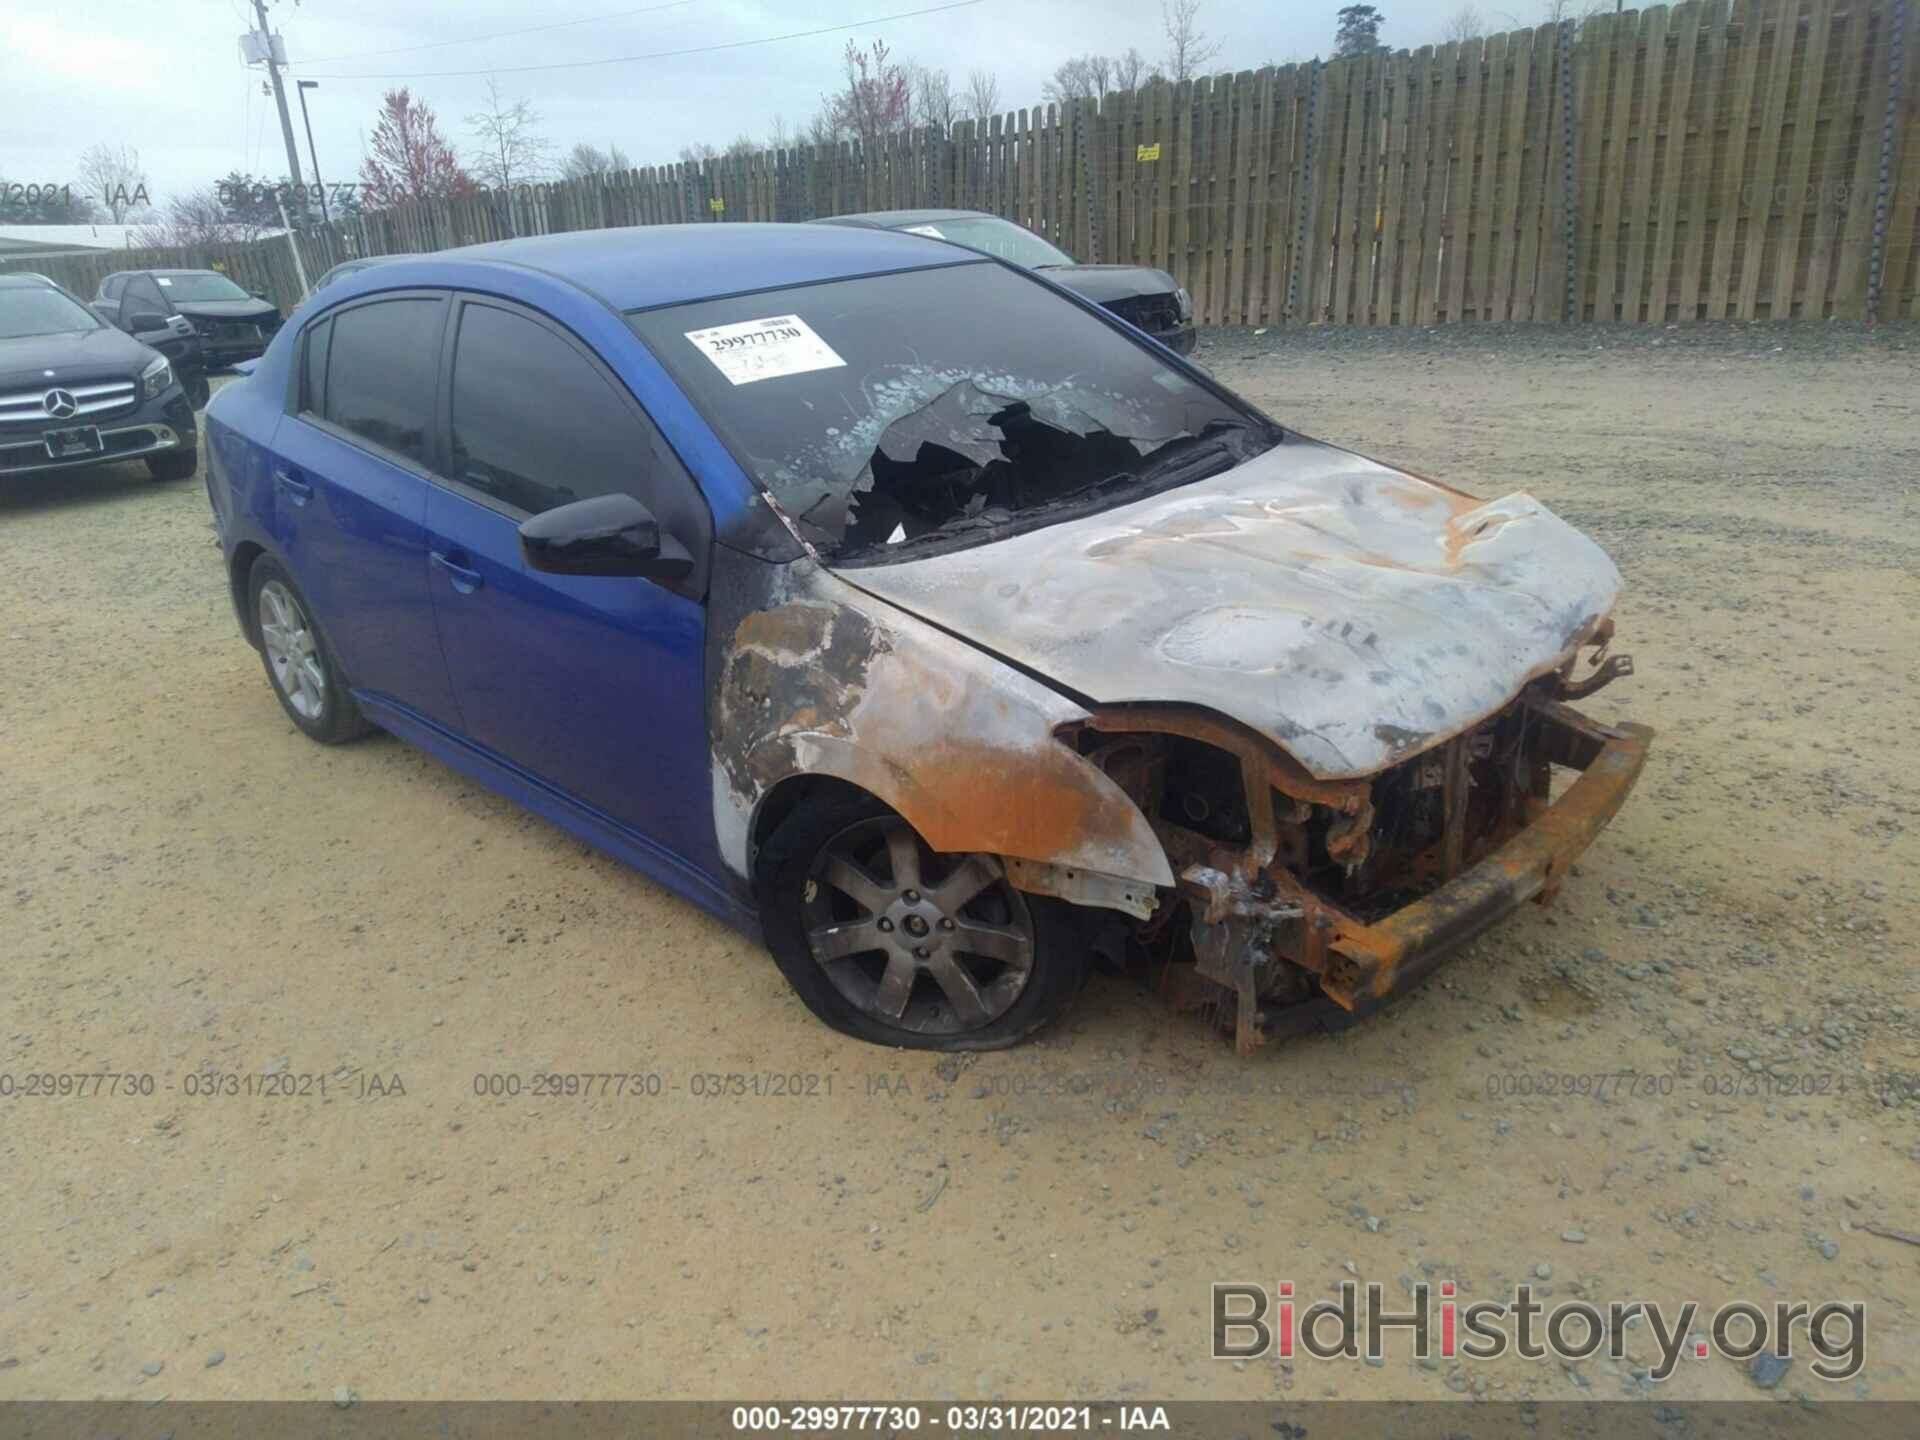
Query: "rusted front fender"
1320 705 1653 1009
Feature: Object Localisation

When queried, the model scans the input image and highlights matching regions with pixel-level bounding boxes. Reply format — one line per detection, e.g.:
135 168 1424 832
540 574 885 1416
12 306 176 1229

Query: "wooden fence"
10 0 1915 327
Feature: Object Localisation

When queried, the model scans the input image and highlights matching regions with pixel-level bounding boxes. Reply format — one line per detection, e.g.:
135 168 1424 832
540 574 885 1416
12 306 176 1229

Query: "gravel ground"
1 327 1916 1404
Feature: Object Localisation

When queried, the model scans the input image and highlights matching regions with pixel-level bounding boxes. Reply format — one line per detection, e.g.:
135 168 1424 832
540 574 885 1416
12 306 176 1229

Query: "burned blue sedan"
204 224 1649 1052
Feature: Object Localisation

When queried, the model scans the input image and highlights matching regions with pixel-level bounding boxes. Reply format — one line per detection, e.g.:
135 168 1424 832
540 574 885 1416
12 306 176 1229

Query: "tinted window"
322 298 441 466
449 303 654 516
102 275 126 300
125 278 169 322
301 318 331 417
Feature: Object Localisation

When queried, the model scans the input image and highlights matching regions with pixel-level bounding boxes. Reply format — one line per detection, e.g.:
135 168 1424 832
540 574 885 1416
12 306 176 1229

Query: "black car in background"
0 275 197 482
93 268 283 366
814 208 1196 355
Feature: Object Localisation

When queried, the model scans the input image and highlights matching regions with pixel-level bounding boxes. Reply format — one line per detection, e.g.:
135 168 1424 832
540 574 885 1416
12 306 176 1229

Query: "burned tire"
248 555 373 745
756 792 1087 1050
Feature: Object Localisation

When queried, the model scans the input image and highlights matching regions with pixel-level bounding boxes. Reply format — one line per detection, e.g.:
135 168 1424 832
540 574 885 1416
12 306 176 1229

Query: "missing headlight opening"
1050 648 1648 1054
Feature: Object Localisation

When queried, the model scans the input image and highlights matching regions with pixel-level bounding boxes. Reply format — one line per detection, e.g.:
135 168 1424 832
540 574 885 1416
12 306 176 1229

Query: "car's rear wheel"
248 556 372 744
757 794 1087 1049
147 447 197 482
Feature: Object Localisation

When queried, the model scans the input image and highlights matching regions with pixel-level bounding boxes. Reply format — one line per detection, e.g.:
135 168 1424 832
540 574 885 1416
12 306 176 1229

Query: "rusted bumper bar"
1318 703 1653 1012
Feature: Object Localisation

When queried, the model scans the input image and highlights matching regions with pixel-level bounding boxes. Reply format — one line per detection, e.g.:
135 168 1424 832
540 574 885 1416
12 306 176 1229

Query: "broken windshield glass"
629 261 1275 562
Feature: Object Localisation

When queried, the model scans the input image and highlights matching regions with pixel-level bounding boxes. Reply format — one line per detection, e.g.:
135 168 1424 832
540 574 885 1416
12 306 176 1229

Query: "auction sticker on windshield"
684 314 846 386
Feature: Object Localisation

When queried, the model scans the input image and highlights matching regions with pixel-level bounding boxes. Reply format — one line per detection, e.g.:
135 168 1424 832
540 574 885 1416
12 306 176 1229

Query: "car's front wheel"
248 556 372 744
757 794 1087 1049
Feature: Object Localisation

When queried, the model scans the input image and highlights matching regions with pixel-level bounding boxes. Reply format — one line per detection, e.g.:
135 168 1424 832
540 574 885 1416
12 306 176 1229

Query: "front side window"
320 298 441 466
448 302 657 516
155 271 252 303
628 262 1272 564
0 285 103 339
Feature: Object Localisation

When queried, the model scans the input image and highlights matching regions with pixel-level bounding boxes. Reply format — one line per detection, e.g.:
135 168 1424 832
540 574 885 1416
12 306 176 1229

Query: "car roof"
150 269 232 279
0 273 58 288
814 208 995 229
447 222 968 310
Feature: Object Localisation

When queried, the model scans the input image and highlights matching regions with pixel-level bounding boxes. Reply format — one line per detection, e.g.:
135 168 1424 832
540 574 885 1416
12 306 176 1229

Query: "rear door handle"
273 469 312 504
430 550 484 594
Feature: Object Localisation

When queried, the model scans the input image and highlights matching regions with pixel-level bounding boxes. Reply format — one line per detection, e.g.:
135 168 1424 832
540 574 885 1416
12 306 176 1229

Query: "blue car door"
420 295 714 862
269 291 463 730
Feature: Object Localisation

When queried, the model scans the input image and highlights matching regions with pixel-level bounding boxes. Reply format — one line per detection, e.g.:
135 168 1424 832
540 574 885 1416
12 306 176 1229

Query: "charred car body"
95 268 284 367
204 225 1646 1051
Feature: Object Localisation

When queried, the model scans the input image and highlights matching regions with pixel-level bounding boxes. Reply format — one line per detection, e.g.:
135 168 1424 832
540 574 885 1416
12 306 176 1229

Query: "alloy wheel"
802 817 1035 1035
257 580 327 721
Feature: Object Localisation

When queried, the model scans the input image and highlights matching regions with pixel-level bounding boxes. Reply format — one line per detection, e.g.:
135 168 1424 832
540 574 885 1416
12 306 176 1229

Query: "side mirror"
519 492 693 581
251 289 269 300
126 311 169 333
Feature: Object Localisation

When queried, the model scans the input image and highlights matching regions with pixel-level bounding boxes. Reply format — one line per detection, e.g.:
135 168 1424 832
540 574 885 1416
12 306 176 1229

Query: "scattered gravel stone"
205 1350 225 1369
1562 1230 1588 1244
1749 1353 1791 1389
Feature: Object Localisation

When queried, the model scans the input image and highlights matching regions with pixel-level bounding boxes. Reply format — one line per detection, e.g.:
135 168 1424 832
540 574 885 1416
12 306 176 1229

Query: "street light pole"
296 80 330 225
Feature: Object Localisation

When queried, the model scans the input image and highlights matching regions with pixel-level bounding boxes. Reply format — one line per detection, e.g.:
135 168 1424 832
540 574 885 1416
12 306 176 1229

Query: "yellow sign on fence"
1136 143 1161 162
708 197 725 213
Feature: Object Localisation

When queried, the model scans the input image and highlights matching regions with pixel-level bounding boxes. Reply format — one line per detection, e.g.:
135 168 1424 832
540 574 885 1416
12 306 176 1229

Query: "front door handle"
273 469 312 504
430 550 484 594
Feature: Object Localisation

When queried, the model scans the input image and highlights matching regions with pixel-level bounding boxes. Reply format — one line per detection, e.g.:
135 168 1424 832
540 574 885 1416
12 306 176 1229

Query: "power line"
294 0 986 81
295 0 696 68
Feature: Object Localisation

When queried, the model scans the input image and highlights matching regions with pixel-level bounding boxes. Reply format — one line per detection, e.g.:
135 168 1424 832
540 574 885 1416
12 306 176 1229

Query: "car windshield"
0 285 102 339
892 216 1073 268
629 261 1274 564
156 272 252 302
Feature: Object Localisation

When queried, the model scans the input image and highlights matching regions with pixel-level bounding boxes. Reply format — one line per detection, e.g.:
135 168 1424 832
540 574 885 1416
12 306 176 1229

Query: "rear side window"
301 319 331 417
321 297 441 467
448 302 654 515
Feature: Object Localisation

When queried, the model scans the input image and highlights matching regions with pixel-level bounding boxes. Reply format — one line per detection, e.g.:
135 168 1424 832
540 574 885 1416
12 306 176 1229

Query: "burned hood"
832 439 1621 780
1039 264 1179 306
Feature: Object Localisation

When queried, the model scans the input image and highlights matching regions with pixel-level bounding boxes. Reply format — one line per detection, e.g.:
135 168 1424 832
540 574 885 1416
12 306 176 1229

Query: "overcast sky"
6 0 1494 210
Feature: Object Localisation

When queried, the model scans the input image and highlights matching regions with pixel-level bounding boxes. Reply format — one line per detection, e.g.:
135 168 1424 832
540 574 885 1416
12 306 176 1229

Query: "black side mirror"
519 492 693 581
126 311 169 333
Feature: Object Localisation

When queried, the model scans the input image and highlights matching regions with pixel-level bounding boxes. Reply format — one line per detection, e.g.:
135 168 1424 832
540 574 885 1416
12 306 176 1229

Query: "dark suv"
0 275 196 481
95 268 283 366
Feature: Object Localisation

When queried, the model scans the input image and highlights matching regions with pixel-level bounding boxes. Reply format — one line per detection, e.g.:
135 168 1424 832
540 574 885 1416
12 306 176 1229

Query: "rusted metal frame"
1072 706 1373 879
1320 704 1652 1008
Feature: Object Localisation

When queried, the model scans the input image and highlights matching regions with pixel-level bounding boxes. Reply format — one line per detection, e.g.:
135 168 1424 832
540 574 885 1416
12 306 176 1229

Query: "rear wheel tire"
756 792 1088 1050
147 447 197 482
248 555 372 744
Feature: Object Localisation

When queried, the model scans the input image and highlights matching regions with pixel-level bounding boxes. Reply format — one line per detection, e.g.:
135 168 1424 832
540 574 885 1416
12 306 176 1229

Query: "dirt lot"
2 324 1916 1406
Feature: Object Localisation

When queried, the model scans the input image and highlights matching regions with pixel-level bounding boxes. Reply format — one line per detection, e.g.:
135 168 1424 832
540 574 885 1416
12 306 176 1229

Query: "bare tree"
1111 47 1151 93
1160 0 1223 82
78 144 150 223
131 188 259 248
466 77 554 193
964 68 1001 121
1043 54 1115 104
910 64 962 134
678 141 719 166
1443 3 1484 41
558 142 632 181
768 115 793 150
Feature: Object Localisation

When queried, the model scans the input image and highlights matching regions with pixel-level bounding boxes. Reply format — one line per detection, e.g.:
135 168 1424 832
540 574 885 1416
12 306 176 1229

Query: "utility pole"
249 0 306 197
